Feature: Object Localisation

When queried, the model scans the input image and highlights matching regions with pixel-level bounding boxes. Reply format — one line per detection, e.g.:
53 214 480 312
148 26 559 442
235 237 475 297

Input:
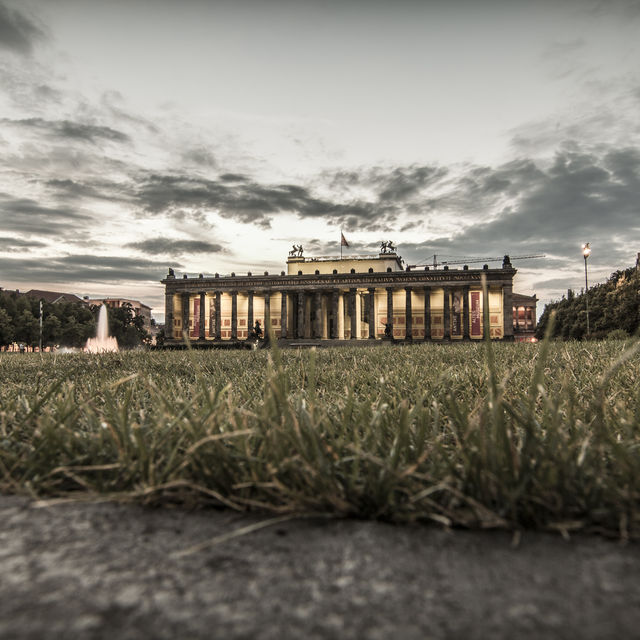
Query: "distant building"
23 289 86 304
162 247 534 345
513 293 538 342
85 298 152 331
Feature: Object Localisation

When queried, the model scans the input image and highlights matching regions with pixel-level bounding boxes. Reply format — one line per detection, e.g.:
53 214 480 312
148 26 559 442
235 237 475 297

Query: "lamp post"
39 300 43 353
582 243 591 338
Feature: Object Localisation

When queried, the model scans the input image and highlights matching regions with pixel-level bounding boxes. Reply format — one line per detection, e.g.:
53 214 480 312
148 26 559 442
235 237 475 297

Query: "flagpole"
340 229 342 259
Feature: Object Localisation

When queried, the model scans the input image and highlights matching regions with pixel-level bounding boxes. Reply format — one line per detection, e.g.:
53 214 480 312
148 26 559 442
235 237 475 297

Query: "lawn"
1 334 639 538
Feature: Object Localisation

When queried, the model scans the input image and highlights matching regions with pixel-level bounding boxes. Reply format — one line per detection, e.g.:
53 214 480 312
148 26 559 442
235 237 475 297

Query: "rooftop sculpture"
380 240 396 254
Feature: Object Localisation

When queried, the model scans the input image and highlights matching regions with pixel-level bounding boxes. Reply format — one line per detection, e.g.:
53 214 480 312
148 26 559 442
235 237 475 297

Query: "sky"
1 0 639 322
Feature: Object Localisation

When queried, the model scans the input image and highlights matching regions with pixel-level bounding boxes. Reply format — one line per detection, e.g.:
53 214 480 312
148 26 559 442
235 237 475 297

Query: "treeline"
536 264 640 340
0 291 150 350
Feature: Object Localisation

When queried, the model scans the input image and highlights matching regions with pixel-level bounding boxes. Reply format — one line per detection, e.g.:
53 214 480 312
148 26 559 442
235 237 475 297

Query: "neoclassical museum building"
161 247 537 345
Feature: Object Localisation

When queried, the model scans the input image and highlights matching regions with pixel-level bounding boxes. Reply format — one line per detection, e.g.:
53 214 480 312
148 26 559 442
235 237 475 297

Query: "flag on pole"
341 232 349 247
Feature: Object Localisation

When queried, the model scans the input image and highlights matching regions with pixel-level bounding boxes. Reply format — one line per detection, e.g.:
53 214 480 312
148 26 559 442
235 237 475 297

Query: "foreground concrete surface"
1 496 639 639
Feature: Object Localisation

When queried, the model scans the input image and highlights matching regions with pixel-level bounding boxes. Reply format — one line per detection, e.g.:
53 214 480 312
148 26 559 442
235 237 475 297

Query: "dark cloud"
45 178 129 203
603 147 640 182
0 236 47 252
33 84 62 103
468 149 639 250
299 238 332 254
339 215 395 233
0 2 44 55
375 165 447 201
508 95 640 157
220 173 248 183
311 160 543 235
328 170 362 190
100 91 159 134
134 174 376 230
46 179 106 200
322 164 449 222
0 254 174 285
125 237 225 256
0 193 93 236
62 254 161 269
0 138 134 180
1 118 130 145
418 159 543 219
389 145 640 282
0 67 64 114
181 147 216 168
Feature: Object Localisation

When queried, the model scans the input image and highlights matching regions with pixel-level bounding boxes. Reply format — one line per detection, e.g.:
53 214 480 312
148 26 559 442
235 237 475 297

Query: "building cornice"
162 267 516 292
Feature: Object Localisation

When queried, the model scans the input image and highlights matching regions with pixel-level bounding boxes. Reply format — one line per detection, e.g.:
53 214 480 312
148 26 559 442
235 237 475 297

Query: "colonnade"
165 283 514 341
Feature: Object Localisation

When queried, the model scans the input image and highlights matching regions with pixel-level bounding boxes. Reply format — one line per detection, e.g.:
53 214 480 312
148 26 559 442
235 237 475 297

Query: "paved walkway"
1 496 639 639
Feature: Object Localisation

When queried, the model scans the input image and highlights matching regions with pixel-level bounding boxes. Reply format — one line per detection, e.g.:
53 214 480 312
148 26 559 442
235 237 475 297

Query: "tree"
0 292 103 349
536 264 640 340
43 315 62 348
108 303 149 348
61 318 86 348
0 308 14 349
155 327 166 347
14 310 39 348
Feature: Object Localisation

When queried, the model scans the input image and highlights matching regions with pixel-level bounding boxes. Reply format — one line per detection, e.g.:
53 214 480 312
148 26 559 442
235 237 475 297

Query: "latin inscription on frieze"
165 271 499 292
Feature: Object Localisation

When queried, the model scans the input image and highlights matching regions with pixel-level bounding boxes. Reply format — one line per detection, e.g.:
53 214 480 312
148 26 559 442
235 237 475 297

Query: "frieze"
163 269 514 293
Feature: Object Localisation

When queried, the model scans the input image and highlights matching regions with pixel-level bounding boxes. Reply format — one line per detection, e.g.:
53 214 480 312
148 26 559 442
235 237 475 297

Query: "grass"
1 328 640 539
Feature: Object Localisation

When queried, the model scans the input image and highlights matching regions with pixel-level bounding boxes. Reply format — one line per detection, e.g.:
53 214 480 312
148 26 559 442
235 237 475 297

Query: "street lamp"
582 243 591 337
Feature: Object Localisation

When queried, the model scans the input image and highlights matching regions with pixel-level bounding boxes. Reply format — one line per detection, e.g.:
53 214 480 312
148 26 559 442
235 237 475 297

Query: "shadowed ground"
1 496 639 639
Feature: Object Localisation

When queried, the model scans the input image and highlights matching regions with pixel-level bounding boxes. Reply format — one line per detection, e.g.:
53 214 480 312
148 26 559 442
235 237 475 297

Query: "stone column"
443 286 450 340
247 290 254 334
305 295 312 338
350 288 358 339
214 292 221 340
330 289 339 339
313 291 322 339
297 291 305 338
463 286 470 340
503 283 514 341
199 292 206 340
515 305 520 331
264 292 271 337
182 293 190 339
386 287 394 338
165 291 174 340
368 287 376 339
280 291 288 339
321 295 329 339
405 287 413 340
231 291 238 340
337 292 345 339
423 286 431 340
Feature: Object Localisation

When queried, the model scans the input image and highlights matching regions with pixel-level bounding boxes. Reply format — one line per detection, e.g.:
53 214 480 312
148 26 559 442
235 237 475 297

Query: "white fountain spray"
85 304 119 353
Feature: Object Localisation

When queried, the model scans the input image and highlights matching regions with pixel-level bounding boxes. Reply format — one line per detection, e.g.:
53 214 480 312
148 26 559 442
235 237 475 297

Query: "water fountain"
85 304 119 353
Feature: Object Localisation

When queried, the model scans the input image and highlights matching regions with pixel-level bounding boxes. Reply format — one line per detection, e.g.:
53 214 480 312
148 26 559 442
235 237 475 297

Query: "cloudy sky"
1 0 639 321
